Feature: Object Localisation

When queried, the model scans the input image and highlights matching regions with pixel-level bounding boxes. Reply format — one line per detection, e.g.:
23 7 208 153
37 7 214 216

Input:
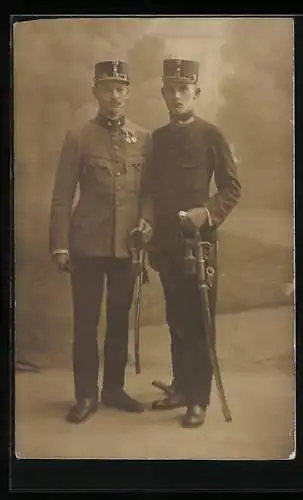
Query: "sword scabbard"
196 236 232 423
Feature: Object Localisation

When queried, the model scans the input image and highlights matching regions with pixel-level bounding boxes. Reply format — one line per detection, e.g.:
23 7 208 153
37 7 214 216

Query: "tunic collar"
169 111 195 127
96 113 126 131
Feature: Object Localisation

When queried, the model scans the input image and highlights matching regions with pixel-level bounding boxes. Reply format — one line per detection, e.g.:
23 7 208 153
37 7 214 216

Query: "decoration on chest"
121 125 137 144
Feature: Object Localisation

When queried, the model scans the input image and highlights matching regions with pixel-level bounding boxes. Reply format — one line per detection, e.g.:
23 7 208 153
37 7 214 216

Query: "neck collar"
97 113 126 131
169 110 195 127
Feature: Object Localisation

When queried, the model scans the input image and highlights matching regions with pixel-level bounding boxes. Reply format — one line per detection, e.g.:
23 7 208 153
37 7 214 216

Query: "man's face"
161 81 200 116
93 80 129 118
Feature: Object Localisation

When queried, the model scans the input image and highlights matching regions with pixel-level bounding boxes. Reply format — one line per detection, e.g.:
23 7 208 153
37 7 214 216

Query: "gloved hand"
180 208 208 235
137 218 153 245
53 252 72 273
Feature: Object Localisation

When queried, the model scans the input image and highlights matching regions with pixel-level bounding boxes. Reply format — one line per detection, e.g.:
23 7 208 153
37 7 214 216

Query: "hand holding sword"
128 219 153 374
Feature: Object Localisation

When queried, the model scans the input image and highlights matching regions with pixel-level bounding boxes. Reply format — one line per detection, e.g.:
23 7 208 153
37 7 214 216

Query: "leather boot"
152 392 186 410
181 404 206 428
65 398 98 424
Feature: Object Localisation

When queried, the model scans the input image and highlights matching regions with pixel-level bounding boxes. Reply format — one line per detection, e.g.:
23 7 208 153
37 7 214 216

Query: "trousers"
157 244 217 407
69 256 136 402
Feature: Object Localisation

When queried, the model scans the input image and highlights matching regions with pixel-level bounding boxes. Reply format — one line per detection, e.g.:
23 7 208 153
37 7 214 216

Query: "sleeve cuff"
204 208 214 227
52 249 69 255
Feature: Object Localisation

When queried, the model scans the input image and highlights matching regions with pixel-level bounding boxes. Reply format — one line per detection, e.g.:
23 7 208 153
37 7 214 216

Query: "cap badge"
176 60 182 77
113 60 119 78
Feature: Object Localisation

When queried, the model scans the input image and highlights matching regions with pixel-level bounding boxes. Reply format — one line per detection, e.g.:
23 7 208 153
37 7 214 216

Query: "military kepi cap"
94 60 130 84
163 59 199 83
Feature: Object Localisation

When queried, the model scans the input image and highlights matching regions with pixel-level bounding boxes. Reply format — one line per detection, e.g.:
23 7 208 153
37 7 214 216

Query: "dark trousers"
157 245 217 408
70 257 136 402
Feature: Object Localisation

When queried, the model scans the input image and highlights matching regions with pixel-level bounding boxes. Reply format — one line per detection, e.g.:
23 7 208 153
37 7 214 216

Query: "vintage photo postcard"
13 15 295 462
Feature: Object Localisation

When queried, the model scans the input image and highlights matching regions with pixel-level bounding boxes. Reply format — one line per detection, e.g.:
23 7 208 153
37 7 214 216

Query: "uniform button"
116 172 121 176
113 145 119 151
116 186 121 190
116 201 120 206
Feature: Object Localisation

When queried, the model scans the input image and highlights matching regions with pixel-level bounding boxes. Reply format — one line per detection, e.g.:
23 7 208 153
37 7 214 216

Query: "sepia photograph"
13 16 295 460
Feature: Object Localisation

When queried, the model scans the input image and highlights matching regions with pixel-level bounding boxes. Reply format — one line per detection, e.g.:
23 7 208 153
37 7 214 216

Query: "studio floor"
15 306 295 460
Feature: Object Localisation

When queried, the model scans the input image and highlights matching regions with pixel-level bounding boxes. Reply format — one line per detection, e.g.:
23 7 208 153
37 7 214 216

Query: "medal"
129 129 137 144
122 126 137 145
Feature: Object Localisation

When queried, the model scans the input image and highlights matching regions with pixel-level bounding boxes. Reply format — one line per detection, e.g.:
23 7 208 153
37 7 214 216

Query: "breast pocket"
83 157 114 194
125 156 144 193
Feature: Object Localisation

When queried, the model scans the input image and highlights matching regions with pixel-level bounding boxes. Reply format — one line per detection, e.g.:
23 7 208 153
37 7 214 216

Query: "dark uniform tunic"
49 114 152 401
150 116 241 407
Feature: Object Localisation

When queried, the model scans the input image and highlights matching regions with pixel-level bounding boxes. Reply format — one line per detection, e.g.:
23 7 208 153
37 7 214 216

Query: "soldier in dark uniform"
49 60 153 423
149 59 241 428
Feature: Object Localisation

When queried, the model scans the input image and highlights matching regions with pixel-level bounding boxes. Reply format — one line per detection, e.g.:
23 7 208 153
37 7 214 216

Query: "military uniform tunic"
150 116 241 407
49 114 152 401
49 114 152 258
151 116 241 252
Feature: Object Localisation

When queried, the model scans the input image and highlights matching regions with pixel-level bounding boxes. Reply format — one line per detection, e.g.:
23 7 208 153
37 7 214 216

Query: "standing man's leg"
101 258 144 412
152 253 188 410
66 257 105 423
151 244 218 426
181 242 218 427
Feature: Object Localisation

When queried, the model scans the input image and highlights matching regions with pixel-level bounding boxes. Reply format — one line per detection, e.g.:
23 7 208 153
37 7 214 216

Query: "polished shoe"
65 398 98 424
101 389 144 413
152 393 186 410
181 405 206 428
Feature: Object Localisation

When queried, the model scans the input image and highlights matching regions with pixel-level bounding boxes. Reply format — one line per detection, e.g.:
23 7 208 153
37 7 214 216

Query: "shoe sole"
151 402 185 411
181 420 205 428
65 405 98 424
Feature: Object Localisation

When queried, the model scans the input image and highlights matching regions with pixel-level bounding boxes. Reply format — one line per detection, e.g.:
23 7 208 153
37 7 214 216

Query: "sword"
129 228 145 375
178 211 232 422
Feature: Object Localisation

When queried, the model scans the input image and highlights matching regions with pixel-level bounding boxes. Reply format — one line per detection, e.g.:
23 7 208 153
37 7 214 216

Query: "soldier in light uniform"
49 60 153 423
149 59 241 427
